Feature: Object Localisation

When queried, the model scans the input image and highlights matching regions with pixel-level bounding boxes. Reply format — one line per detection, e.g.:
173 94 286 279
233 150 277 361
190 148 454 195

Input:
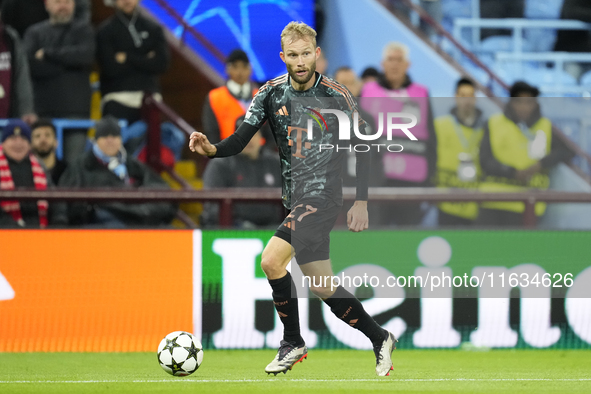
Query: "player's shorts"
274 199 342 265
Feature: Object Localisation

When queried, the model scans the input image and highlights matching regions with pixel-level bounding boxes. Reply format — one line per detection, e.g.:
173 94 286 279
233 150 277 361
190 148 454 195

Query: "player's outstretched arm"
347 200 369 232
192 122 260 158
189 131 217 157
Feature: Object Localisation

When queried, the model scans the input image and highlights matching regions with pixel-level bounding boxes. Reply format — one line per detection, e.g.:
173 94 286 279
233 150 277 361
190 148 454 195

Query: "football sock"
323 285 387 347
268 271 304 346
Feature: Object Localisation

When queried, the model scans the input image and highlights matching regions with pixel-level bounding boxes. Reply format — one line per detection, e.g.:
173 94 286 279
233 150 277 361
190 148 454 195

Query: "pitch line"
0 378 590 384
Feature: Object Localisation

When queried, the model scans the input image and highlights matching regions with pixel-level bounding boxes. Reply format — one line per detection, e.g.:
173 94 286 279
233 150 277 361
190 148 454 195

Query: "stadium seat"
441 0 473 19
580 70 591 86
524 29 557 52
523 67 578 87
479 35 535 54
524 0 564 19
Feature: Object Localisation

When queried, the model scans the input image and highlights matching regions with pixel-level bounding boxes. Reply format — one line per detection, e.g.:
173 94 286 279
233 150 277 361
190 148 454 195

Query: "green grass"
0 350 590 393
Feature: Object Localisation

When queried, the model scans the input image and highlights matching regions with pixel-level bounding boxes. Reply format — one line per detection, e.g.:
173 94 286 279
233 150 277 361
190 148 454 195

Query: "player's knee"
260 252 283 278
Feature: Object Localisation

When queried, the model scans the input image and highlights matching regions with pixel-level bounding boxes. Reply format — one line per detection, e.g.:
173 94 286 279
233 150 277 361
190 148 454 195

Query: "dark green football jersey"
243 72 367 209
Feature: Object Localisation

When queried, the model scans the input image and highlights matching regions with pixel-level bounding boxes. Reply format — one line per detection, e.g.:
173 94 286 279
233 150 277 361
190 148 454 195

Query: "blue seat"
493 62 539 84
523 68 578 87
524 29 557 52
525 0 564 19
441 0 473 19
580 70 591 86
478 35 535 54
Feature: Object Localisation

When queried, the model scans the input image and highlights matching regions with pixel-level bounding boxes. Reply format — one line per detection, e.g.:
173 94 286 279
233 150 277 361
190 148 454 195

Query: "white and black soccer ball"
157 331 203 376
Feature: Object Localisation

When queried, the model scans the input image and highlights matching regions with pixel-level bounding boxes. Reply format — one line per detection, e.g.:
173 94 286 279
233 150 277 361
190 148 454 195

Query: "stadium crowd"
0 0 585 229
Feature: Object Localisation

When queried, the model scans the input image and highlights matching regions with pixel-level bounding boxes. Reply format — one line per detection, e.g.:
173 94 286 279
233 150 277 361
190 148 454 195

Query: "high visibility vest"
434 114 483 220
480 113 552 215
209 86 257 140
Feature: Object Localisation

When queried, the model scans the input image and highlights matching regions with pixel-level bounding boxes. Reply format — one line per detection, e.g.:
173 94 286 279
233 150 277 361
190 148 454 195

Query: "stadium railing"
2 187 591 229
452 18 591 53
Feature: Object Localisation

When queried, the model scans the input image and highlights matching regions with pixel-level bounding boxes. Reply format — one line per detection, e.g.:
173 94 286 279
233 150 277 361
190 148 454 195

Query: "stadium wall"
1 230 590 352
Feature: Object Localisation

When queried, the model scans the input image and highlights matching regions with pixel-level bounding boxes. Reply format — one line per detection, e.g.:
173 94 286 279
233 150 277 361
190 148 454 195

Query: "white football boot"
374 331 397 376
265 340 308 375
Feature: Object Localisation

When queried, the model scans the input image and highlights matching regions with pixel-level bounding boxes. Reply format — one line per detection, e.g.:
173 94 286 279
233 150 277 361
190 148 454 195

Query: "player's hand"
189 131 217 157
347 201 369 232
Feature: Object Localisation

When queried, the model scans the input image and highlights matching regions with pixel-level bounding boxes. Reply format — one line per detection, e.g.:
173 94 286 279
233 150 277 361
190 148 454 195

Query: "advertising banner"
1 230 590 351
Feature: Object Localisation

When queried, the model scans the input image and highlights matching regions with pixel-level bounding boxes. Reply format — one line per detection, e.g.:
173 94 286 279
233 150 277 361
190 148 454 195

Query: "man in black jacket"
0 19 36 123
97 0 170 124
1 0 90 38
23 0 95 163
59 116 177 228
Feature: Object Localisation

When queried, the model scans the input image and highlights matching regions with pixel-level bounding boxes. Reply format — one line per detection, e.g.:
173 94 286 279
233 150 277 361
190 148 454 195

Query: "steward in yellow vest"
477 82 573 226
434 78 484 226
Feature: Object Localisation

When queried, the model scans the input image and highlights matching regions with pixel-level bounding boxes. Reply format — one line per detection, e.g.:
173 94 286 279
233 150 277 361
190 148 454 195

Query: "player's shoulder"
252 73 289 100
257 73 289 92
318 75 357 108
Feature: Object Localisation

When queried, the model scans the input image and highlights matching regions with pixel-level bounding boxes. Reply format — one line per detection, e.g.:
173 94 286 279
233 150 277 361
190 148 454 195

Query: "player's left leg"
261 235 308 375
299 258 397 376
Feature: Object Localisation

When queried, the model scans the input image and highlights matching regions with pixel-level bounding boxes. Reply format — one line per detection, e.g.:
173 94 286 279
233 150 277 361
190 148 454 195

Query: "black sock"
268 271 304 346
323 286 387 347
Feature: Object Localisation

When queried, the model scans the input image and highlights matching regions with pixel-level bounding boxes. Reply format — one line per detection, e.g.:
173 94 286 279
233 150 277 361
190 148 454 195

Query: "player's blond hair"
280 21 317 51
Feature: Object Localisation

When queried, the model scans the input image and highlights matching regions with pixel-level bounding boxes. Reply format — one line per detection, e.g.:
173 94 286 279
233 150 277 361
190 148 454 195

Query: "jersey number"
284 204 318 230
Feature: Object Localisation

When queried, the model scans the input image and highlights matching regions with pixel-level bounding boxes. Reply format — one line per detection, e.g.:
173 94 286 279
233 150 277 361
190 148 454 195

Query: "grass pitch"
0 350 590 393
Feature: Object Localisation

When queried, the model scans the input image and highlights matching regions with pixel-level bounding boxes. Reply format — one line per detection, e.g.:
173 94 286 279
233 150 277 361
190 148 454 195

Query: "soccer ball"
157 331 203 376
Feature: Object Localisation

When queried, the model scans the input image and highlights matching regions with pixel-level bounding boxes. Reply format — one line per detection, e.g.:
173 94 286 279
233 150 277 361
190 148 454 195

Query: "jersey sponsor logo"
288 126 311 159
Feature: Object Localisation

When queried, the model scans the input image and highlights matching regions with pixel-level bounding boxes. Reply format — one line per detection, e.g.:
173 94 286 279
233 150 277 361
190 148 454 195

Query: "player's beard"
288 60 316 85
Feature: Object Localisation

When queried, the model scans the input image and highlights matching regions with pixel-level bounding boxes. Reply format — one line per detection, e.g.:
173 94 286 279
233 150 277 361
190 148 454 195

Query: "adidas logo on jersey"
275 106 289 116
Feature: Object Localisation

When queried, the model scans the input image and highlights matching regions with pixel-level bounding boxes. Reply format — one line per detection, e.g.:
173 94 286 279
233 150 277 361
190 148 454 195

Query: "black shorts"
274 199 342 265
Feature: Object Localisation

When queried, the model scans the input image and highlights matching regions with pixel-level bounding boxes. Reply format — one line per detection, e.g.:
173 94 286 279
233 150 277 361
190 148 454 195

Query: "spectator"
30 119 67 185
1 0 90 38
553 0 591 79
316 50 328 75
200 116 282 229
478 82 573 226
0 119 66 228
59 116 177 228
23 0 95 164
360 42 437 226
97 0 170 124
202 49 261 145
360 66 379 85
480 0 525 39
334 66 362 97
434 78 484 226
0 17 36 124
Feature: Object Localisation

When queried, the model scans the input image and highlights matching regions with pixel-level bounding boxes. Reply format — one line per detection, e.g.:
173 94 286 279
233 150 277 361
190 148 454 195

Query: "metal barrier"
453 18 591 52
2 187 591 229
